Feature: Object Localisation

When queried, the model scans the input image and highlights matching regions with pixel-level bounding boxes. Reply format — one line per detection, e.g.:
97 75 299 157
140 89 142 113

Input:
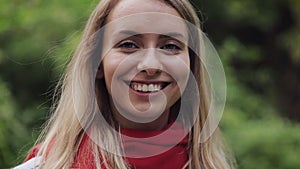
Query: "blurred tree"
193 0 300 121
190 0 300 168
0 0 96 167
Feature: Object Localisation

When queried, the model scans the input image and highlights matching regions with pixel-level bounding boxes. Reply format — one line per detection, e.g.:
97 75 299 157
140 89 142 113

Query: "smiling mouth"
127 81 170 93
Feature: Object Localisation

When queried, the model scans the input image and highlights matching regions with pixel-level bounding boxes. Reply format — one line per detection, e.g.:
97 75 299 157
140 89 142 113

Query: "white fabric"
13 156 41 169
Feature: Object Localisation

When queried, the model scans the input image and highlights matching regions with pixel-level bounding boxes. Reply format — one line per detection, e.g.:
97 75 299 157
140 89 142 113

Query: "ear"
96 65 104 79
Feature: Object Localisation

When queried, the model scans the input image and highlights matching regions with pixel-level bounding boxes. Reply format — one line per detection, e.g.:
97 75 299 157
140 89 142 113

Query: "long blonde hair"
34 0 235 168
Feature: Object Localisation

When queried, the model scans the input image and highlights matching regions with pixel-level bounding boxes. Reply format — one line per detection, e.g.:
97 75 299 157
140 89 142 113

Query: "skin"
98 0 190 130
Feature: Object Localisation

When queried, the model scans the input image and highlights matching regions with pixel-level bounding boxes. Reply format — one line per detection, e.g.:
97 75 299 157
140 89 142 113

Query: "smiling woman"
14 0 236 169
101 10 190 129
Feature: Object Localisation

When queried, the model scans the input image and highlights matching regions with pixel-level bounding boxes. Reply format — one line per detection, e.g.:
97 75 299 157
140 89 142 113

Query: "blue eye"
163 44 180 50
161 43 181 53
118 41 138 49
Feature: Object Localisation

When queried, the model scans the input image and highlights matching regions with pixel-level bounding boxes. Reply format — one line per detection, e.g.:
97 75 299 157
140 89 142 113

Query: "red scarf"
25 122 189 169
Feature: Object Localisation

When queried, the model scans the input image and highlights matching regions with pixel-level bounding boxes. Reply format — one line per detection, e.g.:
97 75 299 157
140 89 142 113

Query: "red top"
25 122 189 169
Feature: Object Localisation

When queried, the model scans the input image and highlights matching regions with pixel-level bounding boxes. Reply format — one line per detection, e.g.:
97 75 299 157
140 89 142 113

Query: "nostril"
145 68 161 76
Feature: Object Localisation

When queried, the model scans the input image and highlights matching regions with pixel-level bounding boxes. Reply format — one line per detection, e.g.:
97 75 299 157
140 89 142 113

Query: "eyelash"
118 40 139 51
117 40 182 53
161 43 181 51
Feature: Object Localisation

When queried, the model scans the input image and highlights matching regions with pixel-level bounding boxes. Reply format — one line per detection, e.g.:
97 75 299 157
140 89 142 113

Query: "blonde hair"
33 0 236 168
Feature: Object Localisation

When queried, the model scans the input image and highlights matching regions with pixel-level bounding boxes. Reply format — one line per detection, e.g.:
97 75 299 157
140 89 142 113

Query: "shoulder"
12 145 42 169
13 156 41 169
24 144 41 162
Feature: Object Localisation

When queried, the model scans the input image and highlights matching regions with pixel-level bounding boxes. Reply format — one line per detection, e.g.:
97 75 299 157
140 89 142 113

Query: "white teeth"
148 84 154 91
131 83 163 92
154 84 161 91
133 84 138 91
142 84 148 92
138 84 142 91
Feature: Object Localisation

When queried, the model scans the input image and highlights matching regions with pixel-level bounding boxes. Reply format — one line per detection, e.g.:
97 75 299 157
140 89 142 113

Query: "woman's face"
99 0 190 129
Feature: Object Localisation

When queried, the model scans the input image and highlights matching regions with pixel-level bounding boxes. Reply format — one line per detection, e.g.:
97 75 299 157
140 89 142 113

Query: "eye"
162 44 181 50
117 40 139 52
160 42 182 54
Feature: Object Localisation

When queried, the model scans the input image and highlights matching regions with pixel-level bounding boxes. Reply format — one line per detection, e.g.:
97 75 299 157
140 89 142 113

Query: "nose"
137 48 162 76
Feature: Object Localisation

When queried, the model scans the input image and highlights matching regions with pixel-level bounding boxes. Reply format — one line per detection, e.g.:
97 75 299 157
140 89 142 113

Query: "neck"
110 103 170 130
116 113 170 130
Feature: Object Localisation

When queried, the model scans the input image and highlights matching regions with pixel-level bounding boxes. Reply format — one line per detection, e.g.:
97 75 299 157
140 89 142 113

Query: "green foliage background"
0 0 299 168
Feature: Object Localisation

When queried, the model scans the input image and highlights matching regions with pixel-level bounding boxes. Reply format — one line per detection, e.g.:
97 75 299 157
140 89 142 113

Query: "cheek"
102 54 119 94
171 54 190 92
102 51 136 93
165 54 190 81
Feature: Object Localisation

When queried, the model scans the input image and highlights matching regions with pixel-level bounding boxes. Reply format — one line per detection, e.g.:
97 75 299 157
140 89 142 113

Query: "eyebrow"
118 30 187 40
161 32 186 39
118 30 139 36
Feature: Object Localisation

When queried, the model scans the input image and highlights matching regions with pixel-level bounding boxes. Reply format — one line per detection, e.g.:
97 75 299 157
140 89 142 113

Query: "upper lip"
130 80 170 83
124 80 171 85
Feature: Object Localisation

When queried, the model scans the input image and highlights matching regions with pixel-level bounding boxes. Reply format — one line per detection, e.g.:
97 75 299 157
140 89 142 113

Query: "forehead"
108 0 182 21
104 0 188 41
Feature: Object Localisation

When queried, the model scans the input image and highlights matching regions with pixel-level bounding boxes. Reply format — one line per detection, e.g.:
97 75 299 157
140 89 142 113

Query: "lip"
124 80 170 84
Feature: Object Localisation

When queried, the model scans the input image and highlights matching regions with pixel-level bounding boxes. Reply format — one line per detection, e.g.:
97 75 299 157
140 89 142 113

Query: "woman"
15 0 235 168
